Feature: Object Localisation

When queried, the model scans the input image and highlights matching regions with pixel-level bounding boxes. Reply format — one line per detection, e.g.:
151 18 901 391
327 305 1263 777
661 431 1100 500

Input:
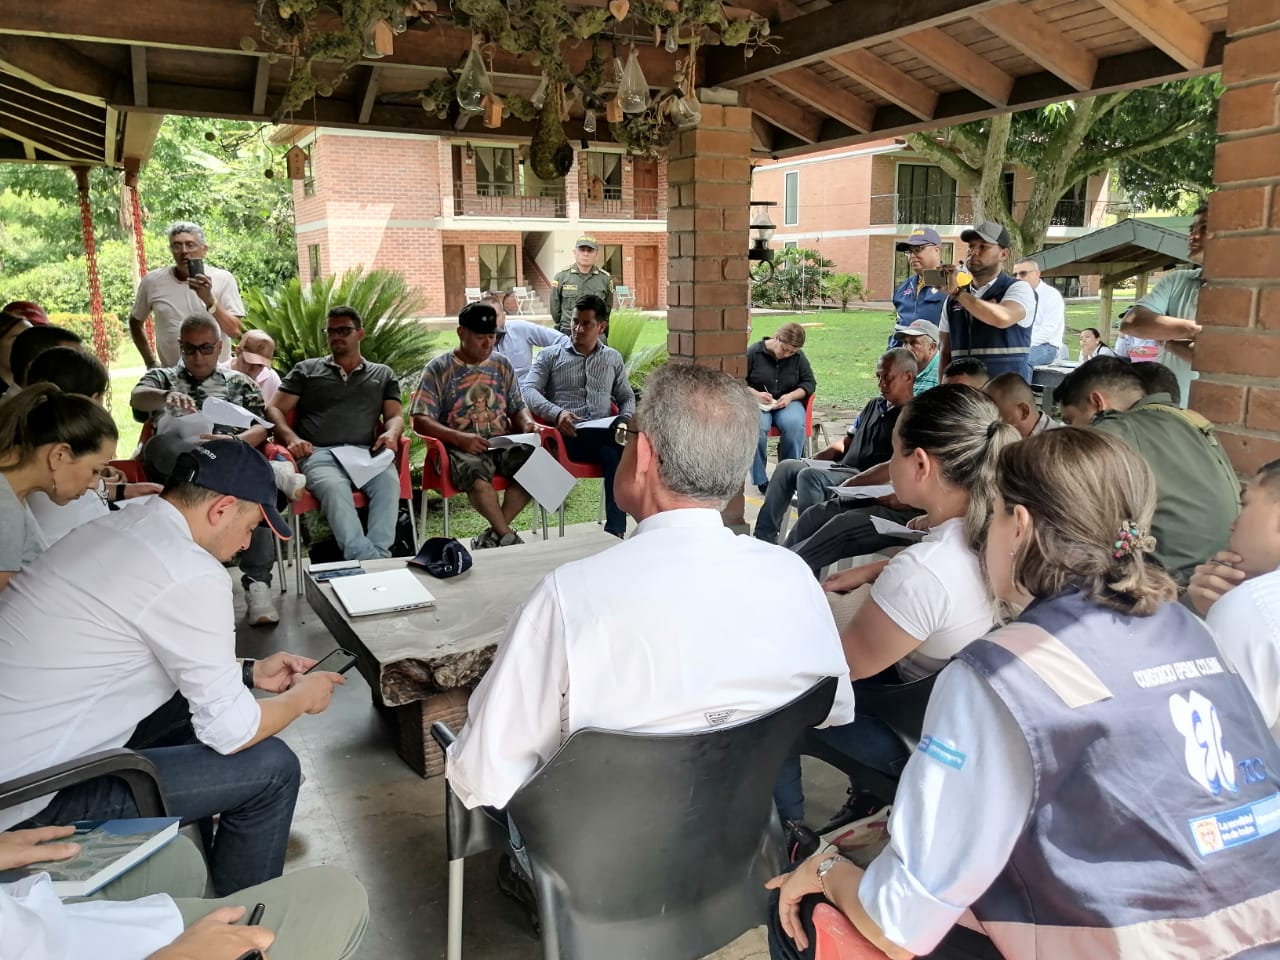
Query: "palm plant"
243 268 436 381
607 308 667 387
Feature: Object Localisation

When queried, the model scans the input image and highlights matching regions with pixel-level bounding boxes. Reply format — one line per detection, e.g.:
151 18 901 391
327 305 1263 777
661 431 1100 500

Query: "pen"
247 902 266 925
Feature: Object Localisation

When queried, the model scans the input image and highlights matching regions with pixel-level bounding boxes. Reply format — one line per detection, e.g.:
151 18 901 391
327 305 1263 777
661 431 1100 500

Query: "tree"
827 273 869 310
904 77 1221 257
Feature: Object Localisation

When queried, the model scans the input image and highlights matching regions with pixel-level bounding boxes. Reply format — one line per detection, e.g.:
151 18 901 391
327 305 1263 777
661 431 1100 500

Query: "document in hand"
201 396 271 429
870 515 926 541
514 446 576 511
487 432 542 449
574 416 619 431
831 483 896 501
331 445 395 490
156 411 215 441
0 817 180 896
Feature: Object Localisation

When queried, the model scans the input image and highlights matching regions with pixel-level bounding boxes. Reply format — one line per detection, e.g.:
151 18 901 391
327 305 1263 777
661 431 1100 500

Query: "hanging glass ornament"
390 7 408 33
611 56 625 86
456 40 492 114
530 74 549 110
618 46 650 115
665 28 679 53
583 108 597 134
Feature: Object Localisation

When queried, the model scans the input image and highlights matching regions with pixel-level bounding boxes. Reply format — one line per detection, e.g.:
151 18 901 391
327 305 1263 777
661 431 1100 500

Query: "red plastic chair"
767 393 817 457
108 459 146 484
533 423 608 535
812 903 889 959
415 431 548 543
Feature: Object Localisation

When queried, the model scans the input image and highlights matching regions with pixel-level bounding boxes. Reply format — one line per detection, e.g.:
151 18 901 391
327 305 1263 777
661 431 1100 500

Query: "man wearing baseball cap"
0 438 346 897
549 235 616 334
938 220 1038 381
892 319 941 394
890 227 947 348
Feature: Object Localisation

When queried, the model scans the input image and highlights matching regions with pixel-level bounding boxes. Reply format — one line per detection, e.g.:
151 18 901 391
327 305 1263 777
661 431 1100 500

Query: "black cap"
458 302 498 334
961 220 1013 249
170 439 291 539
410 537 473 578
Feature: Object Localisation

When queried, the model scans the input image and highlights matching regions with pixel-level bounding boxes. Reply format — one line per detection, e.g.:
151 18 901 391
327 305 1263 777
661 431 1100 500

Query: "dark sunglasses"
326 325 357 337
179 341 219 356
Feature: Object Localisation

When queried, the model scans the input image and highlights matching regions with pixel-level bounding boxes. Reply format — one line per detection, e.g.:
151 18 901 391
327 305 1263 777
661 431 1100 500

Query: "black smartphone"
305 649 358 675
921 268 945 288
186 257 205 278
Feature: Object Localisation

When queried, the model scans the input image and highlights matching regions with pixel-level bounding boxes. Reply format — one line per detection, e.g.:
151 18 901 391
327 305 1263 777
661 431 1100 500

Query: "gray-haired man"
448 362 855 811
130 221 246 369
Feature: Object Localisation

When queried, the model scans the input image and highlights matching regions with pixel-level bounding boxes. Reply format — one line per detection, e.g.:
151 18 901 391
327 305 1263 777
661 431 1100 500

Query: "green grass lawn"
103 294 1131 541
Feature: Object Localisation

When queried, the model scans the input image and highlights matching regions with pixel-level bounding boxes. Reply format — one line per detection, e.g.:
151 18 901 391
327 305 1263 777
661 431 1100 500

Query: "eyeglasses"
170 241 202 251
614 422 640 447
1013 270 1032 277
179 341 219 356
326 325 357 337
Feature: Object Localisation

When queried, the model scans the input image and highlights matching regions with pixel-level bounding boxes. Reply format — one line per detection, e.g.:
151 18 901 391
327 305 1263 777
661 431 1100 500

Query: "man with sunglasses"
268 306 403 562
131 313 282 625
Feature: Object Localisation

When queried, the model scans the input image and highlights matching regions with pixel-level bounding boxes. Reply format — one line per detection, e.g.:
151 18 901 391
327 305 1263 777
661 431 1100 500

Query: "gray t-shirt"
0 472 49 572
277 357 401 448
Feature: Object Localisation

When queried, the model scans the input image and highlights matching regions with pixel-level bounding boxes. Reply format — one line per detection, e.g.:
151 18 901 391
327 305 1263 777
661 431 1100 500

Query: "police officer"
549 236 615 334
888 226 947 348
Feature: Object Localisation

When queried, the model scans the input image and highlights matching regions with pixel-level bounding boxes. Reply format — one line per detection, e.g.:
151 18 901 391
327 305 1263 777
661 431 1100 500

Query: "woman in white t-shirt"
776 385 1019 831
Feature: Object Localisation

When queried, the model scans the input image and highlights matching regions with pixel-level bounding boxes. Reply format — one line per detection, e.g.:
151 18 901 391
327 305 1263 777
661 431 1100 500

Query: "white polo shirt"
1208 568 1280 745
0 497 261 830
132 265 245 367
447 508 856 809
1028 282 1066 350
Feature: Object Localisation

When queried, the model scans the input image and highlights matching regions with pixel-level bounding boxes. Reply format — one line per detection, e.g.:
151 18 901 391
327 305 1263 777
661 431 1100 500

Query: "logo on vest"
1169 691 1237 797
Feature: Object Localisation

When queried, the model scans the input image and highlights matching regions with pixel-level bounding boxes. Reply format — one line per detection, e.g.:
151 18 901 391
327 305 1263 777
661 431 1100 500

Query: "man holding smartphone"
130 221 245 369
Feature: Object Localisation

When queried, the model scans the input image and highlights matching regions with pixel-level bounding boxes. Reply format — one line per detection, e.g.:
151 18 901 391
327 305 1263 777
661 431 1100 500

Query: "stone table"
304 532 618 777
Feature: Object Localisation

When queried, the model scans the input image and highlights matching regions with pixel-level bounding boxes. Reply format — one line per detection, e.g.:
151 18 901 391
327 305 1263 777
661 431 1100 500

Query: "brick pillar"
1194 1 1280 472
665 104 754 529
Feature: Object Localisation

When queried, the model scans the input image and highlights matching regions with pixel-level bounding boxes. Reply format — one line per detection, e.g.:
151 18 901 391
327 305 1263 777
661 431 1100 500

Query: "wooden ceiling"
0 0 1225 167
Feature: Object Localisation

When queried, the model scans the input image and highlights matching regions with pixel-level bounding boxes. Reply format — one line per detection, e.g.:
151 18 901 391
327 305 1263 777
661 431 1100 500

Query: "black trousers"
783 498 922 575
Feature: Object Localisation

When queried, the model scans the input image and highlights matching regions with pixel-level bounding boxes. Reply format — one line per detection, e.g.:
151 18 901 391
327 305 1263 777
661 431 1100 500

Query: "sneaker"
784 819 821 864
245 580 280 626
497 853 540 936
471 528 502 550
497 531 525 547
270 460 307 501
757 482 769 495
817 787 888 835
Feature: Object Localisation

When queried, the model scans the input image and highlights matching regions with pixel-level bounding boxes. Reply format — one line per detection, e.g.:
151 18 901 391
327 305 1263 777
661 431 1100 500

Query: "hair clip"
1113 520 1142 559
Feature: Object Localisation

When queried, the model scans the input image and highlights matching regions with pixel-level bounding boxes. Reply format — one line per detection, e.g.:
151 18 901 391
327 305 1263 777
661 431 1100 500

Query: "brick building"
282 127 669 317
750 139 1116 300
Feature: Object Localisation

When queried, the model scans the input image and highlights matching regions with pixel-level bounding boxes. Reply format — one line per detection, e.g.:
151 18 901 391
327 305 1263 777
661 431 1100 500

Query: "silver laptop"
330 569 437 617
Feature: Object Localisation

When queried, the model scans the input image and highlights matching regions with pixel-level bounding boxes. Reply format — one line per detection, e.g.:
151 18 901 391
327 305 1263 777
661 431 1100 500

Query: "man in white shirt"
1013 258 1066 369
130 221 245 369
447 362 855 811
478 294 569 383
0 440 345 896
1189 458 1280 744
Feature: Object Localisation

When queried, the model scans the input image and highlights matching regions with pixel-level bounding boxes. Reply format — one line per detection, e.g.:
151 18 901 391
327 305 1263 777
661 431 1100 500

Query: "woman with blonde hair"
746 322 816 493
769 428 1280 960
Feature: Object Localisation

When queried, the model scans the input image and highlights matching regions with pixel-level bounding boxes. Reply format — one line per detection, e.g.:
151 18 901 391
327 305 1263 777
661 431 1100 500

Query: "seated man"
411 301 539 549
941 357 988 389
1131 359 1182 405
447 362 854 810
0 440 345 896
983 371 1059 438
1189 458 1280 744
1054 356 1239 586
754 348 916 545
523 293 636 538
894 319 940 394
132 313 283 625
267 306 404 561
482 293 568 382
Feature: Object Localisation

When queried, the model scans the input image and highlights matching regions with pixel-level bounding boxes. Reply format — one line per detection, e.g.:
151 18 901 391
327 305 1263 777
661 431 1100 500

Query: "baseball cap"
575 235 599 250
895 227 942 252
237 332 275 367
961 220 1013 248
409 537 474 579
458 301 498 334
893 319 940 343
169 439 292 539
3 301 48 325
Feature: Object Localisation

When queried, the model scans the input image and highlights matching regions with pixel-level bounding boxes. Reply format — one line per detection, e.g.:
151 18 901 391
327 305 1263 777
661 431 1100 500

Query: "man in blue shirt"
479 294 569 383
889 227 946 347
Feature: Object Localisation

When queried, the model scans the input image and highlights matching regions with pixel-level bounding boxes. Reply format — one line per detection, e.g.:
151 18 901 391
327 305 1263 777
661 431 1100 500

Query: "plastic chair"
767 393 817 458
615 285 637 309
415 431 549 543
0 749 168 819
532 422 609 534
812 903 887 960
109 458 146 483
431 677 839 960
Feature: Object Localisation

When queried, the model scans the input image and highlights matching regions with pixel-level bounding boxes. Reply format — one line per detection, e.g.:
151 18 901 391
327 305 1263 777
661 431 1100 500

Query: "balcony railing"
453 182 567 218
578 186 664 221
870 193 1130 229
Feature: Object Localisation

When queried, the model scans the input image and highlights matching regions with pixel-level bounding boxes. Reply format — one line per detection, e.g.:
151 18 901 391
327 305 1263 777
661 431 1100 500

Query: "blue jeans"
564 429 626 536
301 447 399 561
773 715 909 825
19 693 301 897
753 460 857 544
1028 343 1060 369
753 401 808 487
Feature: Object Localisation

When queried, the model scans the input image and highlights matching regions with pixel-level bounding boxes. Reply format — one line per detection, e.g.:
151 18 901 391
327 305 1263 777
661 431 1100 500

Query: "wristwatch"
242 659 255 690
816 854 848 901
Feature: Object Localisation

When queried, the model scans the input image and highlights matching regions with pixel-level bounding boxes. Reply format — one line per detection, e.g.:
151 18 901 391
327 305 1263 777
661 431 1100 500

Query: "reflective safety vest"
946 272 1030 377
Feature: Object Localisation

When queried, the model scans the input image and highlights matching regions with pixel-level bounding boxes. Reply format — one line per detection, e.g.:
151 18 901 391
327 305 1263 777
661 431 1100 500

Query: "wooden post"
1134 270 1149 300
1099 279 1114 332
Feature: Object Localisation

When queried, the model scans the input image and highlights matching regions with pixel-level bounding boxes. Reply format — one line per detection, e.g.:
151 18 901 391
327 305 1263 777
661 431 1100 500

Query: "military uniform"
549 265 615 333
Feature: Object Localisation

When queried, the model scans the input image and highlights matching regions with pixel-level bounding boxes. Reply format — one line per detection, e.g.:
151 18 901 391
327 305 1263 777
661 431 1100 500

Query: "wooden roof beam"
357 66 380 124
740 83 822 142
896 27 1014 107
769 68 874 132
251 58 270 116
1094 0 1212 69
131 47 148 107
827 49 938 120
0 37 115 104
982 4 1097 92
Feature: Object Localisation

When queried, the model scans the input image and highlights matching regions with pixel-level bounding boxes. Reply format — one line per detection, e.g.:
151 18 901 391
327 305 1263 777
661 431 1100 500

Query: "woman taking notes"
746 323 816 494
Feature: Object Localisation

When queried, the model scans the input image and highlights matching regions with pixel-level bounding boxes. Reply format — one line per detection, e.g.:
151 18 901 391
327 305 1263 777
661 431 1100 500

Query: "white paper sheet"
487 432 542 449
831 483 896 500
870 515 927 541
155 411 214 441
331 445 395 490
574 416 618 431
513 446 576 511
801 458 837 471
201 396 271 429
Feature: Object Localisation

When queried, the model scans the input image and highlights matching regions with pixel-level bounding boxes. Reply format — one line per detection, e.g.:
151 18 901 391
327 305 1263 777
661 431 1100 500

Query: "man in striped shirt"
523 294 636 537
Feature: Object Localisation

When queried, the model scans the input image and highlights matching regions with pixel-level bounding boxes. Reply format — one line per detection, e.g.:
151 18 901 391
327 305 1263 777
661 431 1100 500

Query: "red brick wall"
1194 3 1280 472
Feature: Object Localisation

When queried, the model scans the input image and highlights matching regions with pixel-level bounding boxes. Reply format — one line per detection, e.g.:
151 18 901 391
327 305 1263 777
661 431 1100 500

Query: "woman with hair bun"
769 427 1280 960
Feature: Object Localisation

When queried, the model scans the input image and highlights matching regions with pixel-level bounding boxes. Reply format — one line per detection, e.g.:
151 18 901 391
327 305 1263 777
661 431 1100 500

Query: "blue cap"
171 439 292 540
896 227 942 251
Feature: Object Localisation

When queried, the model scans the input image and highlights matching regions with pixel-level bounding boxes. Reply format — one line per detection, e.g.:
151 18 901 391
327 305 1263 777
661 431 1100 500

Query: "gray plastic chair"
432 676 838 960
0 748 169 818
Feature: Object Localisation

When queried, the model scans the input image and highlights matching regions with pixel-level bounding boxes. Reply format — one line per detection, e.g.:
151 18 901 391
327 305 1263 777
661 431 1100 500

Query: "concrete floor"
234 510 850 960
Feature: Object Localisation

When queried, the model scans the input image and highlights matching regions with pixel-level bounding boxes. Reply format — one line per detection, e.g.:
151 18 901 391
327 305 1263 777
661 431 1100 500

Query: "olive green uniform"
549 265 615 333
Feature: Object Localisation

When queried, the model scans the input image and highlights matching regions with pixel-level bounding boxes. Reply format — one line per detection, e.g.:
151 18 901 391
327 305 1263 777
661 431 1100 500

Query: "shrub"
828 273 869 309
607 309 667 387
46 312 129 364
751 248 835 309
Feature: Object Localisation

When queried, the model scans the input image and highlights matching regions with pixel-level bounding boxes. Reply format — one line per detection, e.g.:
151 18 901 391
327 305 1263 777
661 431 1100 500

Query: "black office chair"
0 749 169 819
431 676 839 960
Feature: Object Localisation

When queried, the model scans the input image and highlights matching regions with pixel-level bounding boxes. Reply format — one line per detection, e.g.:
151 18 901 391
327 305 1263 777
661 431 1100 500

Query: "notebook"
0 817 180 896
330 568 437 617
